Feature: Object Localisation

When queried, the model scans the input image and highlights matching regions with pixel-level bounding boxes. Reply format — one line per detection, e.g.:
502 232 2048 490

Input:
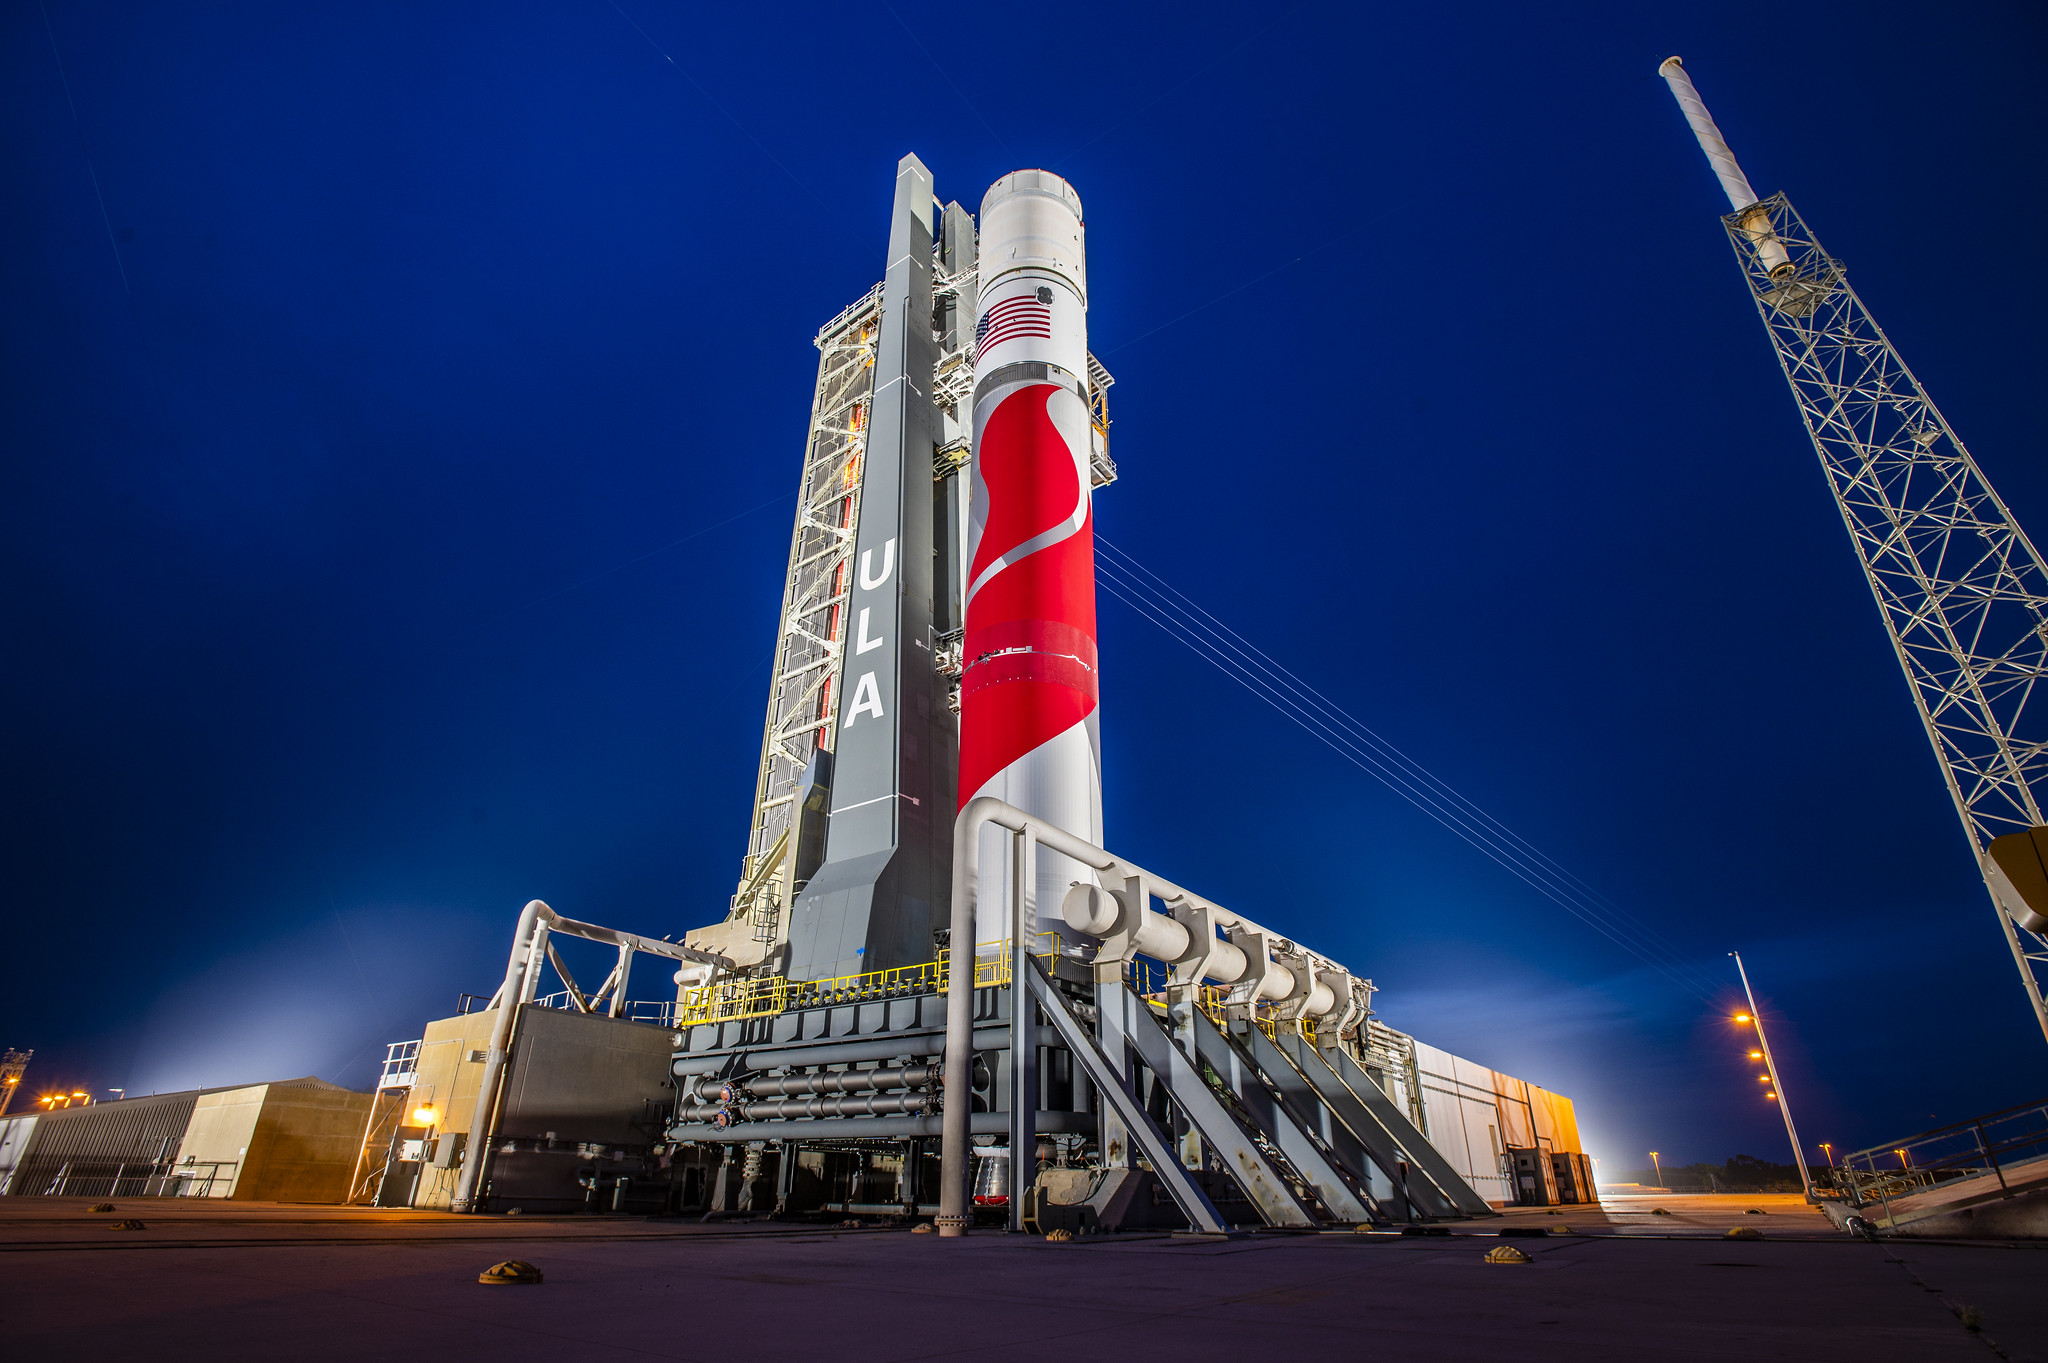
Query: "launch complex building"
0 159 1593 1230
376 158 1591 1231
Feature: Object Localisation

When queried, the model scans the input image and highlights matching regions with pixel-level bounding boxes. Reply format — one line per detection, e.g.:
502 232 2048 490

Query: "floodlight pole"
1731 951 1814 1199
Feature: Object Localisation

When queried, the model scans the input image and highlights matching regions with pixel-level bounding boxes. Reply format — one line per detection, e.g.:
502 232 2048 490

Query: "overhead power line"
1094 535 1725 1005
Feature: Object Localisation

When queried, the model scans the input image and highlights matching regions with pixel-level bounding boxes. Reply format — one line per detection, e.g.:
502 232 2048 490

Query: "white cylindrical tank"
961 171 1102 951
1058 883 1341 1017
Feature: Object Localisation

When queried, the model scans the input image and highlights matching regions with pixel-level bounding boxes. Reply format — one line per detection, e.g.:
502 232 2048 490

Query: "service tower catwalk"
961 171 1103 948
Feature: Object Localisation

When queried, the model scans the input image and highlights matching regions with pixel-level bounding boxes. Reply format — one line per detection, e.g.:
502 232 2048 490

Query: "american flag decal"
974 293 1053 353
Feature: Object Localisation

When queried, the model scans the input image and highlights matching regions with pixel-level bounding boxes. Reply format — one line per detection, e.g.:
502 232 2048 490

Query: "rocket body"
961 171 1101 948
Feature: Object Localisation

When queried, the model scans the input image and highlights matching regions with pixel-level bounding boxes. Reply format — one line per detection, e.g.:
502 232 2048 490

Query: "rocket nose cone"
981 169 1084 222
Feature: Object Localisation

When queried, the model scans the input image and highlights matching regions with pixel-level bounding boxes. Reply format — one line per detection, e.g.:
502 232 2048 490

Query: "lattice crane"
1660 57 2048 1046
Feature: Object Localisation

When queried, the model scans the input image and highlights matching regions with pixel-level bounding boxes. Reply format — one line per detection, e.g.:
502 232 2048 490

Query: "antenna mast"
1660 57 2048 1047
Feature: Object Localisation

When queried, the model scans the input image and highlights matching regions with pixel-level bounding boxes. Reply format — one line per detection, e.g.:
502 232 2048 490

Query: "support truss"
1729 194 2048 1043
730 286 883 944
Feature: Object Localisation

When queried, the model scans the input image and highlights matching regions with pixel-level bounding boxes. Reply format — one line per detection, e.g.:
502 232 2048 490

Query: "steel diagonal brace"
1185 1010 1376 1224
1111 985 1317 1228
1238 1023 1453 1221
1022 960 1228 1234
1278 1030 1492 1216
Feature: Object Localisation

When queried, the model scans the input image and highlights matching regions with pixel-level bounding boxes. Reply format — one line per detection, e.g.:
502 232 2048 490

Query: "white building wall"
1407 1038 1585 1207
1411 1040 1513 1205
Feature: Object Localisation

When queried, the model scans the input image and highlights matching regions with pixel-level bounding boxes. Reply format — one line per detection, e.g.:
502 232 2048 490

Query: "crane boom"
1660 58 2048 1046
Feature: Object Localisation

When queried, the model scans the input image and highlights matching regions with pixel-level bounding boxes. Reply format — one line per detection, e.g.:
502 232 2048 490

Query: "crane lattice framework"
1663 58 2048 1044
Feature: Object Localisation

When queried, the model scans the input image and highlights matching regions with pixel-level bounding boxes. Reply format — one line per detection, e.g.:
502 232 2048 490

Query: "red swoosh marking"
968 384 1081 587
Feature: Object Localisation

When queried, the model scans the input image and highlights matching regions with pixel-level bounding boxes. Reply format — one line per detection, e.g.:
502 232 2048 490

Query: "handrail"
668 935 1059 1027
1843 1096 2048 1161
1836 1097 2048 1213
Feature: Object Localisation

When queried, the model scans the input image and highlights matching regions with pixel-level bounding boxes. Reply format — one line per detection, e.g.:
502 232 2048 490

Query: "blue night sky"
4 1 2043 1171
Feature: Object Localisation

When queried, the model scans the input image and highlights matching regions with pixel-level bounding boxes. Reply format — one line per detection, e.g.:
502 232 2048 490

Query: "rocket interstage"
961 170 1101 948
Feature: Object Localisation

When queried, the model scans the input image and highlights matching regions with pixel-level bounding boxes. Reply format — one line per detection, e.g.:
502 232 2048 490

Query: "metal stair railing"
1840 1098 2048 1220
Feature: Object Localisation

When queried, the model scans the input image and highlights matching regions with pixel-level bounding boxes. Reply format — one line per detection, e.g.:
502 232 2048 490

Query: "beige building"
173 1077 372 1201
397 1010 501 1210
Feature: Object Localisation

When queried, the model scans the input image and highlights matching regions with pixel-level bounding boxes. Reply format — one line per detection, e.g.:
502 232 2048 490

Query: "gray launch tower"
683 156 1113 982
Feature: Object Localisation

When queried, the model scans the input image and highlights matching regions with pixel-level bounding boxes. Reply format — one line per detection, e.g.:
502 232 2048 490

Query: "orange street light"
1730 951 1813 1200
412 1104 439 1127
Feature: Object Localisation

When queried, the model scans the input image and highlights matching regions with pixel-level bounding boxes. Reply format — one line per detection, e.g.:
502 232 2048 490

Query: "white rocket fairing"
961 171 1101 948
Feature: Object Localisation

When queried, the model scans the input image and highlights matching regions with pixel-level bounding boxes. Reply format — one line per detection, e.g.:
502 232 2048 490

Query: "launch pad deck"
4 1195 2043 1361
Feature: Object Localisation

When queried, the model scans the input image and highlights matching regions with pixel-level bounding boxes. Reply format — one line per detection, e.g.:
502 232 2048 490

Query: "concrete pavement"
5 1195 2040 1361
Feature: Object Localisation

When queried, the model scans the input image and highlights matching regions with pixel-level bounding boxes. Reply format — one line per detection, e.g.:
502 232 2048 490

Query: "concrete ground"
5 1193 2042 1361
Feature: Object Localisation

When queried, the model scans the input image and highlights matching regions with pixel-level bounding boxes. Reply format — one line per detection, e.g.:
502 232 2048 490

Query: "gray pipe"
677 1075 727 1103
455 898 734 1213
680 1110 1095 1143
941 803 997 1231
943 800 1115 1233
542 912 731 969
671 1054 735 1078
724 1063 943 1101
452 899 545 1212
709 1090 937 1125
939 799 1380 1233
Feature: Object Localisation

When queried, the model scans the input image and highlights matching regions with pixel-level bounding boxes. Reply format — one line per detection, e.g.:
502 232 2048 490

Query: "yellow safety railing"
676 936 1327 1042
1128 965 1317 1044
674 975 789 1026
787 958 942 1011
673 933 1059 1028
961 932 1060 990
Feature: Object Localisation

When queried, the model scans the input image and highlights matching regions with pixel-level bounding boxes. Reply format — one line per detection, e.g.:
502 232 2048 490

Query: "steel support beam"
1107 984 1317 1227
1278 1030 1491 1215
1188 1017 1379 1224
1007 826 1038 1232
1023 961 1228 1233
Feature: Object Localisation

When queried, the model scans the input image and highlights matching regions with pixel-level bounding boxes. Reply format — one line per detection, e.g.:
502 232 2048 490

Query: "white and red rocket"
960 171 1101 944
